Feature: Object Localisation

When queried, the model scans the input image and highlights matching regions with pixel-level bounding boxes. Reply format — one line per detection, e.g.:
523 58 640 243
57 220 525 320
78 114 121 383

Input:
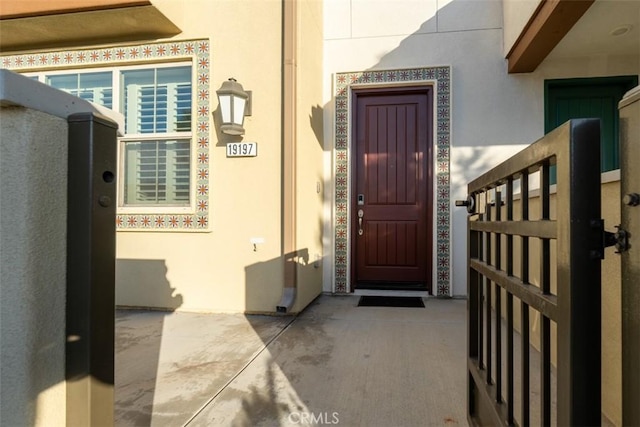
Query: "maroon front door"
352 88 433 291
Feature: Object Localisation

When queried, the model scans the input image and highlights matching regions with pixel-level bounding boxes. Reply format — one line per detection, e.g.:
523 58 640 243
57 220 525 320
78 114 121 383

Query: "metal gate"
462 119 604 426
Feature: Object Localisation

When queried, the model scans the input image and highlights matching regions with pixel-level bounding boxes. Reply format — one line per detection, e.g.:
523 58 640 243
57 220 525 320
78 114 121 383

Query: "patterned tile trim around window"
333 67 451 296
1 39 211 231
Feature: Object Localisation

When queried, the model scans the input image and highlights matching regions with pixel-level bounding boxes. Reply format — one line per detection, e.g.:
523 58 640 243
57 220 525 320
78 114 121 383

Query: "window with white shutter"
120 66 192 206
123 139 190 205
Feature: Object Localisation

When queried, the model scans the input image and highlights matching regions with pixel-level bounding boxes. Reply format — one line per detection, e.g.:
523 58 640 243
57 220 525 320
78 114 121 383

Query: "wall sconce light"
216 78 251 136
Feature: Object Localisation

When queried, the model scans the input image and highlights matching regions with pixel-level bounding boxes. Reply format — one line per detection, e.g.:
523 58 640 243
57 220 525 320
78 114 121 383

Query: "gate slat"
469 220 556 239
470 260 557 321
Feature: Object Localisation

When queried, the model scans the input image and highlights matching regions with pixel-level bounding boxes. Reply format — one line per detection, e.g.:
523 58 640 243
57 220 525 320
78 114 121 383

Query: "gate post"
66 112 118 426
555 119 602 426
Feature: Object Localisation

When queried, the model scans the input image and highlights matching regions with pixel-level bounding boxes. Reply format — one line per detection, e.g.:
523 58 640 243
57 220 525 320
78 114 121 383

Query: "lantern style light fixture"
216 78 251 136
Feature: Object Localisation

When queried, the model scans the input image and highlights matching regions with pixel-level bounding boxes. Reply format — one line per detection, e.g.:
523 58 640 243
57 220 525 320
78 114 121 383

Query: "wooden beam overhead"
506 0 595 74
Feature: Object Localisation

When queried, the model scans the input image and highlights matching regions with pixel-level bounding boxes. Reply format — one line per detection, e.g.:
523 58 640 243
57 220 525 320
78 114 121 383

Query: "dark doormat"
357 296 425 308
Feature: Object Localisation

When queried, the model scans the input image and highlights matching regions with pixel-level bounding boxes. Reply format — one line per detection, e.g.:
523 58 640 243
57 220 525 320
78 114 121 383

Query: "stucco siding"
115 0 325 314
293 0 325 312
2 0 324 314
115 1 286 313
0 107 67 426
602 179 622 426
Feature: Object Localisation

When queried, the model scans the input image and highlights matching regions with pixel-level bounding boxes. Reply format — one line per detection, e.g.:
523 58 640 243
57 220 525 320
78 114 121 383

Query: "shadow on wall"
450 146 502 188
116 259 183 310
309 104 324 149
245 248 320 313
114 259 182 426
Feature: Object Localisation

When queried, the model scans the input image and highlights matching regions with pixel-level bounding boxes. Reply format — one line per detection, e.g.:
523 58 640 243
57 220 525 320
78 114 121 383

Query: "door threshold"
353 289 430 298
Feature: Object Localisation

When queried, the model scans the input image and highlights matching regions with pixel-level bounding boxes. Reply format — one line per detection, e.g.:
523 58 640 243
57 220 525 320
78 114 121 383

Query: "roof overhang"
506 0 595 73
0 0 181 53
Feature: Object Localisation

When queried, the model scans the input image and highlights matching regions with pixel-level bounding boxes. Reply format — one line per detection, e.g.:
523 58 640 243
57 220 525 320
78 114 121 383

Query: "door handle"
357 209 364 236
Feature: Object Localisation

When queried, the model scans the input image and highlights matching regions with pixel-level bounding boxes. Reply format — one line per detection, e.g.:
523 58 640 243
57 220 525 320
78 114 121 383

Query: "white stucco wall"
0 107 68 426
323 0 639 296
502 0 541 55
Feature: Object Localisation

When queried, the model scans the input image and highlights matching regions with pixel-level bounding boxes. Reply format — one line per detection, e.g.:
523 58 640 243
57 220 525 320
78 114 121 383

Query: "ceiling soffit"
0 1 181 53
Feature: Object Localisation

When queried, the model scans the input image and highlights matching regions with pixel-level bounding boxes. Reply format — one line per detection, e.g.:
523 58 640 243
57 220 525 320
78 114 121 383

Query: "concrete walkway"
115 295 468 427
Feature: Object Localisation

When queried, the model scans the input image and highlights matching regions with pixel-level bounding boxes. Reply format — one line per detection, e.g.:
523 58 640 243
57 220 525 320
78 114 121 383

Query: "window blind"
122 66 192 206
123 67 191 134
124 140 190 205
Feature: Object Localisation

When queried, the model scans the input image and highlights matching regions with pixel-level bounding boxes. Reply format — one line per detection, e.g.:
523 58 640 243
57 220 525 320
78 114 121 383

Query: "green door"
545 76 638 173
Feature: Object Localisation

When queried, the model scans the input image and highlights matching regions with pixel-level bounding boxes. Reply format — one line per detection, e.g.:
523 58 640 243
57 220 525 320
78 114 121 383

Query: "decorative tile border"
1 39 211 231
333 67 451 296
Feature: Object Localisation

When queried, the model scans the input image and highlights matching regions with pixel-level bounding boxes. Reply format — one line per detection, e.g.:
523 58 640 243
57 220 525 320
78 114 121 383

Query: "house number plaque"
226 142 257 157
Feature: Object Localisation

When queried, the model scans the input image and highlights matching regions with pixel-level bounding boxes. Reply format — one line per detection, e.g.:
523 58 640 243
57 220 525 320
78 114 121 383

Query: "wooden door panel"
353 89 432 289
364 221 418 267
365 104 419 206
